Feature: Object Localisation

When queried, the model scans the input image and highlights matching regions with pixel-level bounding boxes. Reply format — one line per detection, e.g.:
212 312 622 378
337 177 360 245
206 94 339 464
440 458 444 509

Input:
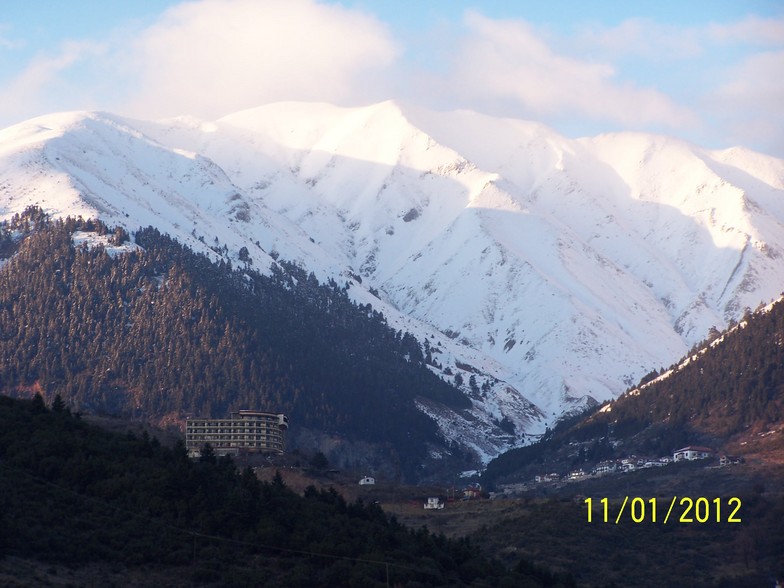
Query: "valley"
254 449 784 587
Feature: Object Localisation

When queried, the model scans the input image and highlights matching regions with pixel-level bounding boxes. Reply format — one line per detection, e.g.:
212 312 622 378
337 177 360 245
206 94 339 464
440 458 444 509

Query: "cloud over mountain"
1 3 782 156
122 0 399 119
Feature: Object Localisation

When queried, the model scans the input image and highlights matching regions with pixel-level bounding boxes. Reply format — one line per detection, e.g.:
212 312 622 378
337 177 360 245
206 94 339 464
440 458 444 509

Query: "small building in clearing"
673 446 714 462
719 454 743 467
358 476 375 486
424 497 444 510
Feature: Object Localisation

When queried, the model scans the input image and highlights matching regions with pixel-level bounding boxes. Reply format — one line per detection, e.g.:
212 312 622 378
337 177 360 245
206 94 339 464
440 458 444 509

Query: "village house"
719 454 743 467
358 476 375 486
594 461 618 475
424 497 444 509
499 482 528 496
462 483 482 500
673 446 714 462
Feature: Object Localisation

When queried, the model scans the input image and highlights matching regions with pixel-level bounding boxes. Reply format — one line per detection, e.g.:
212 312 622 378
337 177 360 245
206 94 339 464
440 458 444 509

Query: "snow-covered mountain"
2 101 783 462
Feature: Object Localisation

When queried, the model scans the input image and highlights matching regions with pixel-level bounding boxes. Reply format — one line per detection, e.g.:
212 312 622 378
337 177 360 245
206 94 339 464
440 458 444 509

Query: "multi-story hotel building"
185 410 288 457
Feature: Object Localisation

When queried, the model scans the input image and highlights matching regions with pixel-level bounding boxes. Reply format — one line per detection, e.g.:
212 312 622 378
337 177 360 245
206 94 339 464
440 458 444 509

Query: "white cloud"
708 16 784 46
0 39 13 50
573 18 704 61
444 12 696 129
714 51 784 105
118 0 399 119
0 3 781 156
0 23 24 50
0 40 102 122
704 50 784 154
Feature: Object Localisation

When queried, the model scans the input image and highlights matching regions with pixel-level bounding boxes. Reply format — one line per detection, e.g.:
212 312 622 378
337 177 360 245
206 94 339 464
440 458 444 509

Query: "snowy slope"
1 102 783 463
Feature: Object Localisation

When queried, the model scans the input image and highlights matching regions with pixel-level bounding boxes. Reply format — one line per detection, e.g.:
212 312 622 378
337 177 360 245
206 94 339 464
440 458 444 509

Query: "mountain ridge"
1 101 783 463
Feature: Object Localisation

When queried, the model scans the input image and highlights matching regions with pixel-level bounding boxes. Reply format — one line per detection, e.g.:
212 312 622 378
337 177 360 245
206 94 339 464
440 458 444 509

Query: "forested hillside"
585 297 784 441
0 208 471 480
0 394 571 587
483 295 784 486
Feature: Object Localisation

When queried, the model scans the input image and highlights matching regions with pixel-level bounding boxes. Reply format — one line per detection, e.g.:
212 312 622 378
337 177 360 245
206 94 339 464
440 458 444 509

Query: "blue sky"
2 1 783 156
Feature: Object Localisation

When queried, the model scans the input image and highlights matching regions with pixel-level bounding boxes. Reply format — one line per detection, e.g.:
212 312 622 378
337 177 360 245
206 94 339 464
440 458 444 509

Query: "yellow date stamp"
585 496 742 524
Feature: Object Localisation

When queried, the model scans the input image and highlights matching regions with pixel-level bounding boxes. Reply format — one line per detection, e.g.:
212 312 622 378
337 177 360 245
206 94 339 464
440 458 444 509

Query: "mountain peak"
1 101 783 463
0 110 95 147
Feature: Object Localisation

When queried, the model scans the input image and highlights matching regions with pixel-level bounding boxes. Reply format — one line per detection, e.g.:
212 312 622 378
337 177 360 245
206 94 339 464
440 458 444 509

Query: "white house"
535 473 560 483
424 497 444 510
673 446 714 462
358 476 375 486
594 461 618 475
